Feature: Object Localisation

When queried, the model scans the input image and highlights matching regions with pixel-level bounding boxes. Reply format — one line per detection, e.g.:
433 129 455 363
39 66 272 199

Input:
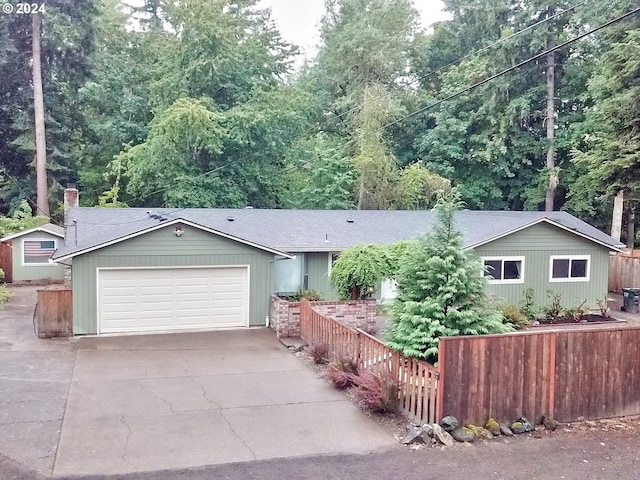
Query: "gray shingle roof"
52 208 624 260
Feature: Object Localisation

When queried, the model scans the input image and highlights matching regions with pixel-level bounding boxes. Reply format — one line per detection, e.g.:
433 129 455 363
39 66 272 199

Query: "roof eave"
465 217 626 252
0 224 64 242
52 218 293 262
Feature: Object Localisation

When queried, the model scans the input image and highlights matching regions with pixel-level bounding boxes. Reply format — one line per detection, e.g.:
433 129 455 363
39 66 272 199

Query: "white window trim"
481 256 525 284
549 255 590 283
21 238 57 267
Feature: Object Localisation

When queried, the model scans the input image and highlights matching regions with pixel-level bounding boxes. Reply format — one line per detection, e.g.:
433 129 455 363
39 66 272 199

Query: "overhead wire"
325 0 593 125
254 5 640 191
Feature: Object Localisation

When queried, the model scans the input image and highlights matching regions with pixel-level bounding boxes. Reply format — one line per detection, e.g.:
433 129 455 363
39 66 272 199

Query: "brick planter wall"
270 295 301 338
270 295 376 339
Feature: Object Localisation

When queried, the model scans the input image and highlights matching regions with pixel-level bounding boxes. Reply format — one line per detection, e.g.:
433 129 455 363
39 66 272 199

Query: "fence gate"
0 241 12 283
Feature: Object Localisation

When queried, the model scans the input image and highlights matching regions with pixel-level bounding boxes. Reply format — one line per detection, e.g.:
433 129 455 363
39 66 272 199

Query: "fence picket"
299 299 439 424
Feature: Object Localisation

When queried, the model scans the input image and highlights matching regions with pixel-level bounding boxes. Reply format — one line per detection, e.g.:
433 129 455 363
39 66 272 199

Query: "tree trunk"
544 20 556 212
611 190 624 241
627 208 636 249
32 13 49 217
351 285 360 300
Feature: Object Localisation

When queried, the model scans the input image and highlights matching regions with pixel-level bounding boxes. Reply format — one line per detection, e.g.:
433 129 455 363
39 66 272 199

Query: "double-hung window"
549 255 590 282
481 256 525 284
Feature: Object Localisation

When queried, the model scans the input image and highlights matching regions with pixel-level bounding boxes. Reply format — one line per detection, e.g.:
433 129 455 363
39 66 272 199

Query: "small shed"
0 223 65 284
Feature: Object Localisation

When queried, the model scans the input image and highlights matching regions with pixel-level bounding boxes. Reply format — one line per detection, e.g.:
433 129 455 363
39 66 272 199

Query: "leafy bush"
563 301 586 322
596 297 609 317
350 369 399 413
519 288 537 322
322 355 359 389
543 291 563 323
323 364 357 390
329 244 390 299
0 200 49 236
284 288 324 302
0 268 4 282
305 342 329 364
500 304 529 329
0 285 13 305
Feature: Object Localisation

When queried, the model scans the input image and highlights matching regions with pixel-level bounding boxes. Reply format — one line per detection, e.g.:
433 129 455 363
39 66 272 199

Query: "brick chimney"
64 183 79 232
62 184 79 285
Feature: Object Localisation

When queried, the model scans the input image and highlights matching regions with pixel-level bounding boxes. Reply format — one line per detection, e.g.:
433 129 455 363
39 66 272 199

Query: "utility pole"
32 12 50 217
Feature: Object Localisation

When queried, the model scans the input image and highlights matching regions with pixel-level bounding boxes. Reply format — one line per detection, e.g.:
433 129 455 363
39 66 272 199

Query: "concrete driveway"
0 286 396 477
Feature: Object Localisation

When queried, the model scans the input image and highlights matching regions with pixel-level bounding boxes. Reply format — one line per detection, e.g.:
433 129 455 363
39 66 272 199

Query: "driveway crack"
119 415 138 472
219 409 256 460
139 382 176 413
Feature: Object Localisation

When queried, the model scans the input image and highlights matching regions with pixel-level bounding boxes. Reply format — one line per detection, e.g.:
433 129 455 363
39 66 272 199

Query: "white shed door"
98 267 248 334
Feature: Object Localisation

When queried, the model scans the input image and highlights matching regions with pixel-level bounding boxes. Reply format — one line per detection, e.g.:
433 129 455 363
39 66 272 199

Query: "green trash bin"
621 288 640 313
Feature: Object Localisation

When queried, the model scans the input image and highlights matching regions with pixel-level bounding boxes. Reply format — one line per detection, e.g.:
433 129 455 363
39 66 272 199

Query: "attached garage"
55 218 290 336
97 266 249 334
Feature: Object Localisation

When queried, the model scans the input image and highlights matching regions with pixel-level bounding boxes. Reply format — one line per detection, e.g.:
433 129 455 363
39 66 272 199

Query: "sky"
257 0 450 61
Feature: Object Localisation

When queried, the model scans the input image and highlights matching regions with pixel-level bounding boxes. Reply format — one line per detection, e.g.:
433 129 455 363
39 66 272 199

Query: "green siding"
306 252 339 300
12 231 64 282
72 224 273 334
474 222 610 310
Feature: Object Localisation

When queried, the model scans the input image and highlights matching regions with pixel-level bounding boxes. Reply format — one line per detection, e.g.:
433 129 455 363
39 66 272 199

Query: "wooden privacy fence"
35 287 72 337
438 326 640 425
299 299 439 424
609 252 640 292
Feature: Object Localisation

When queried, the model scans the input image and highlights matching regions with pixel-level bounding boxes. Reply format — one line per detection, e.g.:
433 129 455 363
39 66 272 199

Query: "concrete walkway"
0 286 77 476
0 286 396 477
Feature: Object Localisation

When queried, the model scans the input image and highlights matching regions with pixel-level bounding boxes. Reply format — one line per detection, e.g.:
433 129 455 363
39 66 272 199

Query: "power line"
419 0 593 83
326 0 593 125
68 4 640 208
382 7 640 131
270 6 640 185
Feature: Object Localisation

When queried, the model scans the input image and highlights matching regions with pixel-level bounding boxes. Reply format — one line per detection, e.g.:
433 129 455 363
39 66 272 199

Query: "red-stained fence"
300 299 439 424
438 326 640 425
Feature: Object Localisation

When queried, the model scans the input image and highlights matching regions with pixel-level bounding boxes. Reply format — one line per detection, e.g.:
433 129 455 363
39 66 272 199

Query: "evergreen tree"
387 190 511 362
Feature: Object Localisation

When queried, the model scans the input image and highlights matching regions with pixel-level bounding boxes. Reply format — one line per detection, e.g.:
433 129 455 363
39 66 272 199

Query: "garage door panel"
98 267 248 334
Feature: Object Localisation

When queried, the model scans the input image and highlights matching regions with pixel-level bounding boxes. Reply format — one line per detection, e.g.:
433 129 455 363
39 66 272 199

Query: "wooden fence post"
436 337 445 422
548 333 556 420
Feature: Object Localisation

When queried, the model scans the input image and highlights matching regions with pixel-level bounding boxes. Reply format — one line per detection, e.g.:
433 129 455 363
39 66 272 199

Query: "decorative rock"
511 422 526 434
476 427 494 440
451 427 475 442
440 415 460 432
541 415 558 431
401 426 426 445
500 423 514 436
518 417 535 432
431 423 454 447
465 424 493 440
420 424 434 439
485 418 501 436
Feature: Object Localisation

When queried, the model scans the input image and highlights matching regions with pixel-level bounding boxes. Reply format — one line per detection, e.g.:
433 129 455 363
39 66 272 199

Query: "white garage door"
98 267 249 334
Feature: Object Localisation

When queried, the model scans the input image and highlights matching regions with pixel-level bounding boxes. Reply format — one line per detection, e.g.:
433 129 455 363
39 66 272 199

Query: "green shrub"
0 285 13 305
500 304 529 329
543 291 563 323
519 288 537 322
286 288 324 302
563 301 586 322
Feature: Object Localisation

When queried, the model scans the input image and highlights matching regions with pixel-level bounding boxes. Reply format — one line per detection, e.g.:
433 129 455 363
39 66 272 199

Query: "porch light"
175 226 184 237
